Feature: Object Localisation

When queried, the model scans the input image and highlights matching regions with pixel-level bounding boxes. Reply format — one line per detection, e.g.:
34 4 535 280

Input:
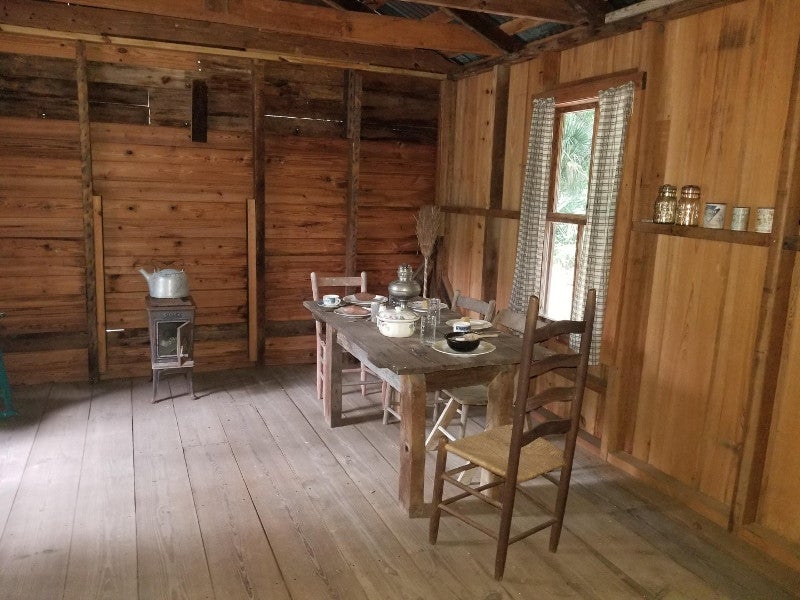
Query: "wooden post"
481 64 510 303
247 197 257 362
76 40 99 383
732 34 800 529
92 195 106 375
344 69 362 278
252 60 267 363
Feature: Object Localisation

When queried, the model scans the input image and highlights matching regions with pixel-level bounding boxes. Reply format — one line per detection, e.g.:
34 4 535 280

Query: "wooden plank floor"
1 365 798 600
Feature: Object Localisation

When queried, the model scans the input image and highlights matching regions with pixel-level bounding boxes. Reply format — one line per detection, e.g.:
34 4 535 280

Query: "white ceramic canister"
703 203 726 229
755 207 774 233
731 207 750 231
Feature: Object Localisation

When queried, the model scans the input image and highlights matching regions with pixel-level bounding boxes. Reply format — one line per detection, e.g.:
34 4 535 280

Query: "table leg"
398 373 427 517
485 364 516 428
323 325 343 427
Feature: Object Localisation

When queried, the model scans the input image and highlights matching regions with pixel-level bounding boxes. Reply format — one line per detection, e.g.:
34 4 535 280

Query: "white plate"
432 340 496 357
444 318 492 330
343 294 388 306
334 306 370 318
409 300 449 313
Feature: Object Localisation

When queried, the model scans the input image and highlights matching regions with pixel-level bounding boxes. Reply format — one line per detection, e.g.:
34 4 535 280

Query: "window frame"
539 100 599 321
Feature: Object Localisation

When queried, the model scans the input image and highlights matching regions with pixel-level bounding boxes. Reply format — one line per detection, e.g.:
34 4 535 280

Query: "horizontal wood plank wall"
93 123 252 378
358 140 436 287
261 67 438 365
0 33 440 380
263 135 349 364
0 118 87 384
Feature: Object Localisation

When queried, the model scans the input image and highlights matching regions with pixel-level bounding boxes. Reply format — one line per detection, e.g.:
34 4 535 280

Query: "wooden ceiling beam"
443 9 525 54
0 0 456 76
396 0 583 23
457 0 748 77
499 17 547 36
42 0 502 55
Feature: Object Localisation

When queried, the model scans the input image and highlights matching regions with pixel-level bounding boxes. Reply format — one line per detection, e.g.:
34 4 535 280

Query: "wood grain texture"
1 369 799 598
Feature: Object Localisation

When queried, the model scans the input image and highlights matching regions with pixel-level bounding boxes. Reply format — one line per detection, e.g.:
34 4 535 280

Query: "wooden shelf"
632 221 774 247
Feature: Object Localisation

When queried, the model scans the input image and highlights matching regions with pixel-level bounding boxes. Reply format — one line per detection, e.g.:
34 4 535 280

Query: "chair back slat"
533 319 586 342
505 289 596 489
311 271 367 301
452 290 496 321
521 418 571 446
528 353 580 378
493 308 526 336
527 386 574 410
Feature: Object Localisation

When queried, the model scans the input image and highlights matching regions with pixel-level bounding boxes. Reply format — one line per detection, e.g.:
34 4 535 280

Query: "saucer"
317 300 343 310
431 340 496 356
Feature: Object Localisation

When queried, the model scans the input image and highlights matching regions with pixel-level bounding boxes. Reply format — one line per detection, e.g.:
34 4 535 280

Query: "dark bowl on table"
445 331 480 352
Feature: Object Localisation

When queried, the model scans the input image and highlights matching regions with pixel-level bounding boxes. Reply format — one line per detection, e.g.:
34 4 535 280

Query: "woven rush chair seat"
445 425 564 481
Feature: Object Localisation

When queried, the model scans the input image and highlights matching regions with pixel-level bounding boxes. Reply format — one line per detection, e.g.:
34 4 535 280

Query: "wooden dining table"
304 300 525 517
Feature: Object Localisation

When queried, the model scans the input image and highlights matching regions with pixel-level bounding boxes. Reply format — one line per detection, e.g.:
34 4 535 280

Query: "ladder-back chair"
310 271 381 403
429 289 596 580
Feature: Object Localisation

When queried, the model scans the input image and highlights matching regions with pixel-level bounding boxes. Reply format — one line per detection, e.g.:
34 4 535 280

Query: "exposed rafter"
443 9 525 54
394 0 583 23
0 0 456 75
42 0 502 55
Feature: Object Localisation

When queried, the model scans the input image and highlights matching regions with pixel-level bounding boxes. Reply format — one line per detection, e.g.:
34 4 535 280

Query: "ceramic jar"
377 306 419 338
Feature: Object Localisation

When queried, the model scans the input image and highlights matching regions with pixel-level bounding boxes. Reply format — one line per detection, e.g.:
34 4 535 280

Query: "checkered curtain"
571 82 635 362
509 97 555 313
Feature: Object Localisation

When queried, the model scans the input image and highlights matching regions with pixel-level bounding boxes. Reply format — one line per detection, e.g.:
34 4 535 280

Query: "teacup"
452 320 471 333
322 294 340 307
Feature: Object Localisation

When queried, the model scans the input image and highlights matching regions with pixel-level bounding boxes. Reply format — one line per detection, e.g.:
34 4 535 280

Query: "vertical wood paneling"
758 260 800 543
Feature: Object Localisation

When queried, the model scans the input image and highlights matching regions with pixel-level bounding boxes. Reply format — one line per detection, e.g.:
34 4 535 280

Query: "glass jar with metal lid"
675 185 701 226
653 184 678 224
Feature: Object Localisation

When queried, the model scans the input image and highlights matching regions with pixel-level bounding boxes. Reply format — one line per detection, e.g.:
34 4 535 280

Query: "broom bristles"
415 205 441 258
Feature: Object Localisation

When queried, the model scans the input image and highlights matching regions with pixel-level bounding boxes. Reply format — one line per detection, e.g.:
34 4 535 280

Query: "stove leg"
187 369 195 399
152 369 160 403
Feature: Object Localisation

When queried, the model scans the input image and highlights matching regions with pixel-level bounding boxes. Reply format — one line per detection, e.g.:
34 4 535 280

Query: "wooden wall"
261 63 438 365
0 118 86 384
0 32 438 381
438 0 800 570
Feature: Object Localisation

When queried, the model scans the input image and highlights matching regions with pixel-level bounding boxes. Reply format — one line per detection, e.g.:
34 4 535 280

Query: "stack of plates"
343 294 387 306
334 305 370 318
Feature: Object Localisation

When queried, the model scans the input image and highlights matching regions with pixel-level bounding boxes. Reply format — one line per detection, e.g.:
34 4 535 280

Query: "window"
541 103 597 320
510 79 635 363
